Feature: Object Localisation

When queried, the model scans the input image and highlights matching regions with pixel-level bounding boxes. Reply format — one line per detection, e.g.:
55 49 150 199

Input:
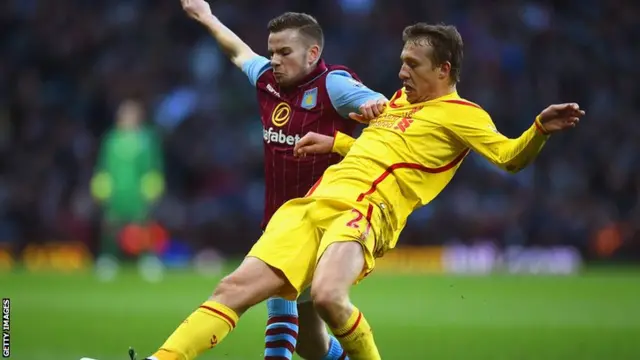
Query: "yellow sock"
330 307 381 360
152 300 239 360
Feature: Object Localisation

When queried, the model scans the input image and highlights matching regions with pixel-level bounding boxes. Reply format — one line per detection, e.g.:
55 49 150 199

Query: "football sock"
323 336 349 360
151 300 238 360
264 297 299 359
330 307 380 360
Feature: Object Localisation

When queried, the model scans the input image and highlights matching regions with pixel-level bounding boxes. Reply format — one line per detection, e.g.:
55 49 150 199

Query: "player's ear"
308 45 320 64
439 62 451 80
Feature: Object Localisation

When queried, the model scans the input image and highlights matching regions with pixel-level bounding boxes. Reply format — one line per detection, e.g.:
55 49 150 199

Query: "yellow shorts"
247 196 390 300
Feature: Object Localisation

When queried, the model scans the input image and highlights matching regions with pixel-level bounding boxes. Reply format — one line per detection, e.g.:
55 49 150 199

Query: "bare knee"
210 273 251 314
311 281 350 329
211 273 241 299
311 283 348 312
311 241 364 328
210 257 286 315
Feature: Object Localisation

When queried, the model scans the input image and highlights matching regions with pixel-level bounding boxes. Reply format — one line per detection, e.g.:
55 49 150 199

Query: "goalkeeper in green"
91 100 165 279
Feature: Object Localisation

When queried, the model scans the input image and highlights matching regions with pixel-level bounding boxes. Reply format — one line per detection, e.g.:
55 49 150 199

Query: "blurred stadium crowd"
1 0 639 259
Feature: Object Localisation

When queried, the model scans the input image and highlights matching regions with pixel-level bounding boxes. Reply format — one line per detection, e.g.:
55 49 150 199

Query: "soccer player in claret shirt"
129 22 584 360
144 1 385 360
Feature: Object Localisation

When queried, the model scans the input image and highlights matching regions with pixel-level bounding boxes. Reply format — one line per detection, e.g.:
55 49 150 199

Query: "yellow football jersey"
312 88 549 249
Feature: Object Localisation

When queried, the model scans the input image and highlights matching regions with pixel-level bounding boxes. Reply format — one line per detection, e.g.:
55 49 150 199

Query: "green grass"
2 266 640 359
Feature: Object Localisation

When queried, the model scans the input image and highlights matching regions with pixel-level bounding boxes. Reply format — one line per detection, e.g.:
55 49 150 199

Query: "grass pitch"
2 266 640 360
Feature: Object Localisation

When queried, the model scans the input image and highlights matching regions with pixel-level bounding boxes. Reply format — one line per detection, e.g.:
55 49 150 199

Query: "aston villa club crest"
301 87 318 109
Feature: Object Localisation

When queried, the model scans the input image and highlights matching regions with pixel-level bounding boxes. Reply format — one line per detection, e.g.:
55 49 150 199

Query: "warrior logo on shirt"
271 102 291 127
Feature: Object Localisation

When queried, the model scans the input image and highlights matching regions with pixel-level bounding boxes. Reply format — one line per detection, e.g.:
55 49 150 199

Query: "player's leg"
268 288 348 360
311 241 380 360
95 213 123 281
265 292 349 360
295 297 349 360
264 296 299 359
152 200 320 360
255 199 329 360
151 256 288 360
310 204 382 360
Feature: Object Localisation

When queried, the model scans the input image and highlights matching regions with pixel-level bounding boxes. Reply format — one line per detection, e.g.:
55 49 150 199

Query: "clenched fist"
181 0 212 23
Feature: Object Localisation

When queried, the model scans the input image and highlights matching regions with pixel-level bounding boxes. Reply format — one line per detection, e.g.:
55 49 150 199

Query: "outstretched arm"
182 0 257 69
446 103 584 173
325 71 387 123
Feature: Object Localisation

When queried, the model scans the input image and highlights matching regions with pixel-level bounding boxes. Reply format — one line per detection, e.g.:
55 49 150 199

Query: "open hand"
349 98 387 123
181 0 212 22
294 132 334 157
537 103 585 133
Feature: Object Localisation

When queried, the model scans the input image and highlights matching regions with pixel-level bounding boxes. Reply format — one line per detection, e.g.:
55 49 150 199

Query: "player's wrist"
534 115 550 135
200 13 218 28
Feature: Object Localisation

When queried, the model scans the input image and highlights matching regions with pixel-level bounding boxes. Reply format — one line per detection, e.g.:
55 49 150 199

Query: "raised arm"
446 103 584 173
181 0 257 69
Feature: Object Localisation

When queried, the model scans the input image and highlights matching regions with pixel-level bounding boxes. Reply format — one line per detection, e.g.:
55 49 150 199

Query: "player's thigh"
312 241 366 297
315 203 380 286
248 199 321 299
296 300 330 358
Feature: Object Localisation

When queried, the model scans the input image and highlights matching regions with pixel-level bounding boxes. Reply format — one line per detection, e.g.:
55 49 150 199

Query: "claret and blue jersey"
241 55 385 228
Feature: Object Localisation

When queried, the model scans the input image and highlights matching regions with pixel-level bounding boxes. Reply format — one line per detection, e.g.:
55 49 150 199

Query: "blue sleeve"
241 55 271 86
325 70 386 118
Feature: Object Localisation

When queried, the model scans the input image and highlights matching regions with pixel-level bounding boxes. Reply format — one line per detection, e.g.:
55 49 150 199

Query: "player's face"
116 101 143 130
268 29 319 87
399 42 444 103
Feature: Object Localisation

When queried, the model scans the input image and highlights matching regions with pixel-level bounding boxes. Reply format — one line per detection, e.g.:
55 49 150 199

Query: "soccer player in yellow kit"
137 23 583 360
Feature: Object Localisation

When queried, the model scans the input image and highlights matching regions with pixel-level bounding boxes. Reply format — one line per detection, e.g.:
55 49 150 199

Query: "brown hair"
402 23 463 83
267 12 324 49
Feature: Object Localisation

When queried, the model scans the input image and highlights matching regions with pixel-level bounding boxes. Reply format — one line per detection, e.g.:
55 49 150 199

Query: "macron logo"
266 84 281 98
263 127 301 146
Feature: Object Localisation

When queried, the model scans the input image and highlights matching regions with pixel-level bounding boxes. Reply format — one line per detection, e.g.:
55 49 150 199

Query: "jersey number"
346 209 364 229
